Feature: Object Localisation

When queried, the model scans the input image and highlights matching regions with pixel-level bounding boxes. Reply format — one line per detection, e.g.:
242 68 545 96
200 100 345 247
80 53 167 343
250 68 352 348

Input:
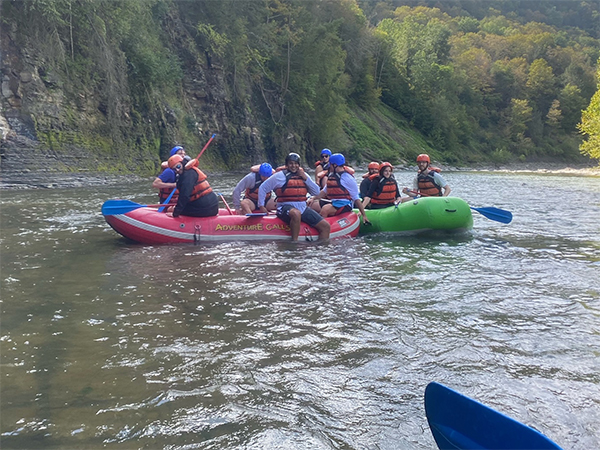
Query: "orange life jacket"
315 160 331 170
326 172 352 201
188 166 213 202
159 188 178 204
369 176 398 205
417 167 442 197
245 172 272 203
157 165 178 203
274 171 308 203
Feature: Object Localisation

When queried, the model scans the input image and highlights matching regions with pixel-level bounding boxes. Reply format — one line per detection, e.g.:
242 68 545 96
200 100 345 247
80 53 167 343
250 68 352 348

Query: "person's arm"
153 169 177 190
232 173 254 210
152 177 176 190
394 182 402 205
257 172 281 209
314 164 323 183
302 169 321 196
362 179 379 208
434 173 451 196
172 170 197 217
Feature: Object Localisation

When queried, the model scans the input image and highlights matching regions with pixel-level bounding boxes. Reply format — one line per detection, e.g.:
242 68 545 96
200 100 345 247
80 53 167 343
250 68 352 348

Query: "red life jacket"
417 167 442 197
326 172 352 201
369 176 398 205
188 167 213 202
274 171 308 203
245 172 272 203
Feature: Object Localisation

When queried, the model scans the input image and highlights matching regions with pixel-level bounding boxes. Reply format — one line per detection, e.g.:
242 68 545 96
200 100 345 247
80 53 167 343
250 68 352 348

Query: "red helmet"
416 154 430 163
379 162 393 173
368 161 380 170
168 154 184 169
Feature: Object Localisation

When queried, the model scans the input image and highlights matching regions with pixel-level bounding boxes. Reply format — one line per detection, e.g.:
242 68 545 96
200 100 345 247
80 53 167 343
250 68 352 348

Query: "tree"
578 60 600 162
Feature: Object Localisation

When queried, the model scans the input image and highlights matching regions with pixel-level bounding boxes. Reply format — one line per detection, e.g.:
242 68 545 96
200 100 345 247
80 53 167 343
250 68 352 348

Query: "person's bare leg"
315 219 330 241
289 208 301 241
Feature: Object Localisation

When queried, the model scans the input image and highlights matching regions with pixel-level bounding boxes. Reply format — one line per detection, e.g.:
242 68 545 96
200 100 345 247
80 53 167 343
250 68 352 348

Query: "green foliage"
6 0 600 171
578 59 600 162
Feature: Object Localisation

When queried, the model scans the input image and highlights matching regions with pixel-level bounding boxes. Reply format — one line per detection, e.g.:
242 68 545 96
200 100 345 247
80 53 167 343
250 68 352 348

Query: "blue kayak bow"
425 382 563 450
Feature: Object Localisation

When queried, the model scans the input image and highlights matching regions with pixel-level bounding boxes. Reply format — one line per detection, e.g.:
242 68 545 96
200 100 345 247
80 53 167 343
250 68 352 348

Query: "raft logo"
336 218 349 228
265 223 291 231
215 223 264 232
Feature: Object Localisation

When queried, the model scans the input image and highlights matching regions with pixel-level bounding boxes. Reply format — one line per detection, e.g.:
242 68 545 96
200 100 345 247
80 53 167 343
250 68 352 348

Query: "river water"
1 171 599 450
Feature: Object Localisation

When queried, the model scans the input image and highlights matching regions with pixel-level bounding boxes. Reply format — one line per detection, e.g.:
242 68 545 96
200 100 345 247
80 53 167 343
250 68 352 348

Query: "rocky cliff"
0 2 282 178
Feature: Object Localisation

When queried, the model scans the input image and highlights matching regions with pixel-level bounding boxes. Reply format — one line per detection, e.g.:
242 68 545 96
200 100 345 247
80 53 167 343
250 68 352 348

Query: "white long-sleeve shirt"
232 172 261 209
258 170 320 213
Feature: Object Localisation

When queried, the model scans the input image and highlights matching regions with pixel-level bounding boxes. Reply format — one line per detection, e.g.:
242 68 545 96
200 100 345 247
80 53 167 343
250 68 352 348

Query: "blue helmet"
170 146 184 157
330 153 345 166
259 163 273 178
320 148 332 157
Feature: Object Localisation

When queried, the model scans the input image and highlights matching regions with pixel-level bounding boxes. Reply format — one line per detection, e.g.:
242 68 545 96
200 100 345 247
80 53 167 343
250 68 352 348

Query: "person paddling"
232 163 277 215
257 152 330 241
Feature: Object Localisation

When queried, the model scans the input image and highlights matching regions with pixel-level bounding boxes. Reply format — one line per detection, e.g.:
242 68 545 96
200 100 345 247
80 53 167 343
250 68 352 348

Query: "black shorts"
333 204 352 215
277 204 324 227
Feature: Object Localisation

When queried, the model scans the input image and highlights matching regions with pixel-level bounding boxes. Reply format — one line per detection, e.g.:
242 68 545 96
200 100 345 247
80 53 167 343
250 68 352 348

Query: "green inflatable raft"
356 197 473 235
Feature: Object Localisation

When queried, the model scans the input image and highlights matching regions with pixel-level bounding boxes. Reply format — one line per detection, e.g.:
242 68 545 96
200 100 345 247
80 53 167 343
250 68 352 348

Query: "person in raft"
152 145 188 204
362 162 408 209
257 152 330 241
402 153 451 198
360 161 380 199
232 163 277 215
311 153 371 225
168 154 219 218
314 148 332 188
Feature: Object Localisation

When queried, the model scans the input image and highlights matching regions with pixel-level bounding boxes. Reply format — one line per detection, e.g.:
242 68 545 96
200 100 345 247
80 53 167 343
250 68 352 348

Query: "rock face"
0 6 272 177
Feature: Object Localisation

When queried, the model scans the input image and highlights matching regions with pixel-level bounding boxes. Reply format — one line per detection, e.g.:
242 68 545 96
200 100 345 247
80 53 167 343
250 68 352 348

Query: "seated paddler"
311 153 370 225
233 163 277 215
362 162 409 209
257 152 330 241
168 155 219 218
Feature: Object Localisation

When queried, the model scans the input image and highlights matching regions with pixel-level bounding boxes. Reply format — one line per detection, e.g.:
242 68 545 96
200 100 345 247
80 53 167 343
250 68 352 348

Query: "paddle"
102 199 165 216
218 193 234 215
246 213 267 217
470 206 513 224
158 133 217 212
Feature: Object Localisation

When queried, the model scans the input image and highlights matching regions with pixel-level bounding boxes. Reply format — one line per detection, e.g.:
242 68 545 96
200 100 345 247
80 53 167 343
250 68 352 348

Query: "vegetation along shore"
1 1 599 176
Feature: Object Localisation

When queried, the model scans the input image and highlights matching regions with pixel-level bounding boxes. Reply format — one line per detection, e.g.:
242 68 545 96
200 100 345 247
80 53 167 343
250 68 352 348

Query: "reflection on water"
1 172 599 449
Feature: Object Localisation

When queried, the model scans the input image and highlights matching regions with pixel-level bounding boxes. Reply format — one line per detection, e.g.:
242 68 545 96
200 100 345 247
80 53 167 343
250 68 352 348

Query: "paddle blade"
101 199 146 216
246 213 267 217
425 382 563 450
470 206 513 224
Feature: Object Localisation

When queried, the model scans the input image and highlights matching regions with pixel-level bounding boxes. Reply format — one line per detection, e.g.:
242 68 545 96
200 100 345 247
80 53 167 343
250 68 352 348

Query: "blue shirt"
158 168 176 183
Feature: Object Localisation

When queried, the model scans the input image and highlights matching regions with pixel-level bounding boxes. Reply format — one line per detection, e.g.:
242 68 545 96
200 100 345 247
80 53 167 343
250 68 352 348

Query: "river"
1 170 599 449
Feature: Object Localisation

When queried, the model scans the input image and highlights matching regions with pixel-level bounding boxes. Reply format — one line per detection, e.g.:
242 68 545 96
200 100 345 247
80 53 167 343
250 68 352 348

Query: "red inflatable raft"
102 199 360 244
